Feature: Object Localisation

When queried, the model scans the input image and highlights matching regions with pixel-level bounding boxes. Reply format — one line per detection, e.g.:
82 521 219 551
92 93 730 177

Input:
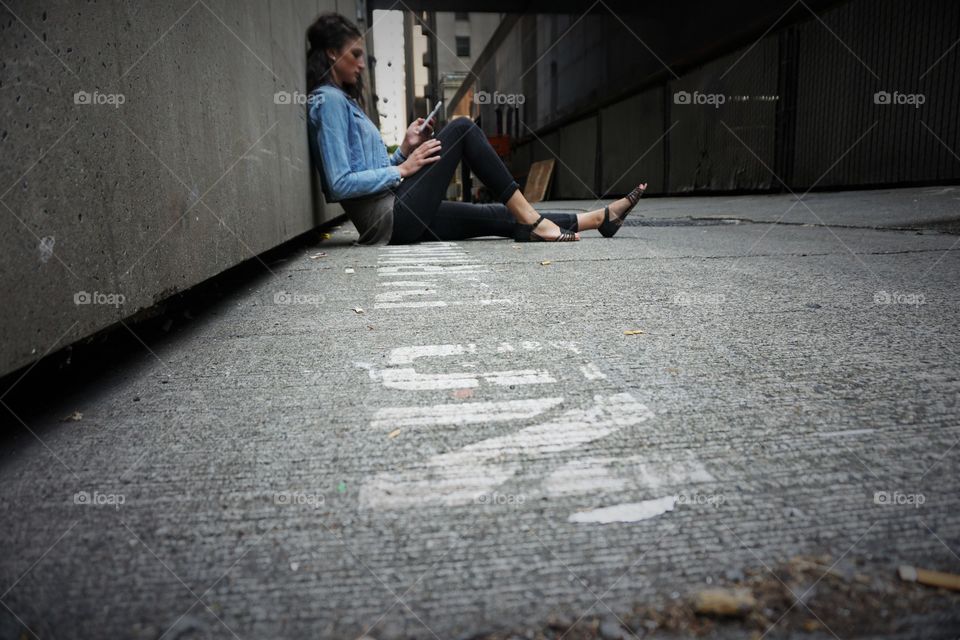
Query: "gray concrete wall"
666 36 779 193
0 0 357 378
485 0 959 200
555 115 597 199
600 87 665 195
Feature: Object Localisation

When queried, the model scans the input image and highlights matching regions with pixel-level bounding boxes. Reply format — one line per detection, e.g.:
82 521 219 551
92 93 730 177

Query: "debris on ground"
345 267 355 273
899 564 960 592
692 588 755 617
61 411 83 422
309 252 327 259
387 429 401 439
353 307 364 314
541 260 552 266
465 554 960 639
623 330 645 335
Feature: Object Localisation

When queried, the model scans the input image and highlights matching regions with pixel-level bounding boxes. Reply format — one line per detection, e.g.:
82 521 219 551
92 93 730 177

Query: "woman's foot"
515 214 578 242
515 210 580 241
599 182 647 238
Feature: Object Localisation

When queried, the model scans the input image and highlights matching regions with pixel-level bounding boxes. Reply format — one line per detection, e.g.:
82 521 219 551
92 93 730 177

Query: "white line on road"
377 265 488 276
580 363 607 380
568 496 678 524
388 344 476 365
371 397 565 429
381 368 555 390
360 393 654 509
541 455 712 497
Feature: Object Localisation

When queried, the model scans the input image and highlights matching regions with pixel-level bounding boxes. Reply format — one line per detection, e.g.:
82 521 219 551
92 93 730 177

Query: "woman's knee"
444 117 476 135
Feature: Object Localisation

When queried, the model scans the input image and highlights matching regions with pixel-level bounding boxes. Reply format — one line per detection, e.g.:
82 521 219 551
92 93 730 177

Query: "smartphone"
418 100 443 134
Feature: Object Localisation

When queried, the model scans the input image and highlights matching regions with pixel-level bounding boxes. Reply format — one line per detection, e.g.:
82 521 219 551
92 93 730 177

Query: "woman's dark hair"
307 12 365 106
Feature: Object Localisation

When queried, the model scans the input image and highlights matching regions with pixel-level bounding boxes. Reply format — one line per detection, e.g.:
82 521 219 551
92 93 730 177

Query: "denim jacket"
307 83 404 202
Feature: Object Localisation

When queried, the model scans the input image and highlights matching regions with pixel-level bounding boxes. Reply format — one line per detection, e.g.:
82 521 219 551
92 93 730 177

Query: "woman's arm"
393 117 435 165
389 147 406 166
315 90 401 200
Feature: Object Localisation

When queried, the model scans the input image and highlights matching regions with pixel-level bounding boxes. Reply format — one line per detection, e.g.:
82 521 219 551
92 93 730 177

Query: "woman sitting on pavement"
306 12 646 245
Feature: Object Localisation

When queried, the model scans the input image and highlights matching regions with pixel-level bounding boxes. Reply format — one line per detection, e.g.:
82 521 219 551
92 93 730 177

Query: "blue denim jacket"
307 84 404 202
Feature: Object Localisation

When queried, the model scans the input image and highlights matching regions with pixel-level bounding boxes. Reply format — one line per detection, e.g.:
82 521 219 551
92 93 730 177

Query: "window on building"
454 12 469 21
455 36 470 57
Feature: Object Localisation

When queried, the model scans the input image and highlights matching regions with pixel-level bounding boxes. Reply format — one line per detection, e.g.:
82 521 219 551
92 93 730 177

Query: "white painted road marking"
388 344 475 365
380 368 555 390
373 242 506 306
542 454 713 498
371 397 565 429
568 496 678 524
580 363 607 380
360 393 654 508
377 265 488 276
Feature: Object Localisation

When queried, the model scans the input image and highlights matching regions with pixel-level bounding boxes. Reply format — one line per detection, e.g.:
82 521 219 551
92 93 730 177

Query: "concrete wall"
460 0 959 200
666 36 779 193
599 88 665 194
554 116 597 199
0 0 360 378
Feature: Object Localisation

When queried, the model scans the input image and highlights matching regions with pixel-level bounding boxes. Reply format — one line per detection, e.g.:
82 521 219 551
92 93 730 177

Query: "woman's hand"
400 117 436 156
398 139 442 178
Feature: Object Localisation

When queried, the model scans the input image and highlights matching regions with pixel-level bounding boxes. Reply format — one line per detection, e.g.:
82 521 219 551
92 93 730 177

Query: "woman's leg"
392 118 517 243
424 201 580 241
391 118 577 244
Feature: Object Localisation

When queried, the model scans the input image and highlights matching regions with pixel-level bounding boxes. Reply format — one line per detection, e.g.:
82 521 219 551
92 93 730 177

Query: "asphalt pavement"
1 185 959 639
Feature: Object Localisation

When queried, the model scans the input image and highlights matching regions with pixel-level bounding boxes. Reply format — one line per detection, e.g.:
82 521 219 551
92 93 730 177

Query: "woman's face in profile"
329 36 366 88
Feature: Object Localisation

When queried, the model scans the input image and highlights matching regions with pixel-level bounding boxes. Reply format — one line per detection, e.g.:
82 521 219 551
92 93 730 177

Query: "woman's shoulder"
309 84 351 106
307 85 352 125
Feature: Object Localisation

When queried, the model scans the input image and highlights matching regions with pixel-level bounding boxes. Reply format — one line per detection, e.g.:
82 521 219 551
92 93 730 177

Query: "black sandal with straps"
599 183 647 238
514 214 578 242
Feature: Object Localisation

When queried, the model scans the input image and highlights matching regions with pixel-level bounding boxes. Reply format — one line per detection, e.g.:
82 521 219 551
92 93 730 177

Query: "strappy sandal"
599 183 647 238
514 214 578 242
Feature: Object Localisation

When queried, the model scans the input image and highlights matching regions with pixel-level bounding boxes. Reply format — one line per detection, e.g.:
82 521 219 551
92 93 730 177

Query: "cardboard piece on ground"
524 159 555 203
899 565 960 591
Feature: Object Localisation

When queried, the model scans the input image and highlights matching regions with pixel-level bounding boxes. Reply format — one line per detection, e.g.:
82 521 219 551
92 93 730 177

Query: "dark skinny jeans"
390 118 578 244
